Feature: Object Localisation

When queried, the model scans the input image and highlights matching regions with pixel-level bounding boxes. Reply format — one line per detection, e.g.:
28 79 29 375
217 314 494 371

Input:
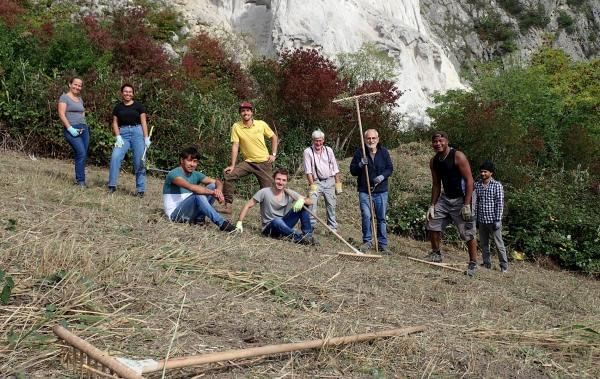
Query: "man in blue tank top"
425 131 478 277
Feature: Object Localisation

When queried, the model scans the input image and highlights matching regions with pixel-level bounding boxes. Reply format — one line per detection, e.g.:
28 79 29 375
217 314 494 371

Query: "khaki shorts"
426 194 476 241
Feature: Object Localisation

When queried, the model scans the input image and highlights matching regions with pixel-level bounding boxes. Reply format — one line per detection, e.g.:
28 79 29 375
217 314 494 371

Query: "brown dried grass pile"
1 148 600 378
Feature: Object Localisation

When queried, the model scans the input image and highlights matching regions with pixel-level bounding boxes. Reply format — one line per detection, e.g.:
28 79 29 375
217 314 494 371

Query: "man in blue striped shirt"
474 161 508 273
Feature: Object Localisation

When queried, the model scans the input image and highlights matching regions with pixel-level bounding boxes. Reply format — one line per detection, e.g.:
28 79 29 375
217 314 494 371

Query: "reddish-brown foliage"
182 32 253 99
279 49 346 121
113 34 172 78
81 16 113 52
0 0 24 27
353 80 402 107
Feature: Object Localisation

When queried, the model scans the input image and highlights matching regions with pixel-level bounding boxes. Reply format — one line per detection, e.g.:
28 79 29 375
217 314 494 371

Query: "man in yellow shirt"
218 102 278 214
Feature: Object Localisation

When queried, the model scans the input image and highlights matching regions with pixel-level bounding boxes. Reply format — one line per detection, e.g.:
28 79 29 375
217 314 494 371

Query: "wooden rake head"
337 251 382 262
53 325 144 379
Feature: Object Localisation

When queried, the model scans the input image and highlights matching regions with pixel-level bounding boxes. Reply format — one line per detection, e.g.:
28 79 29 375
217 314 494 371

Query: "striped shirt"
474 178 504 224
303 146 339 180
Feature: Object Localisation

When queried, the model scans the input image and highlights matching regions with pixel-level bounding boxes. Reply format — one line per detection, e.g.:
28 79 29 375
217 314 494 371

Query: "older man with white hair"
303 129 343 231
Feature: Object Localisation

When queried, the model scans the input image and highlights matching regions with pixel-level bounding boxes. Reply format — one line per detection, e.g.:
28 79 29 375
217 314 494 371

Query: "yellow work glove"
309 183 318 196
293 198 305 212
335 182 343 194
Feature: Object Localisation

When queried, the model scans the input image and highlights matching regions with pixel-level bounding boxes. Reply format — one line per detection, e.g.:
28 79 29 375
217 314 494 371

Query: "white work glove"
493 221 502 231
335 182 343 194
144 136 151 148
308 183 318 197
235 221 243 233
426 205 436 221
67 127 81 137
292 198 305 212
114 135 124 148
358 157 368 168
460 204 473 222
373 175 384 185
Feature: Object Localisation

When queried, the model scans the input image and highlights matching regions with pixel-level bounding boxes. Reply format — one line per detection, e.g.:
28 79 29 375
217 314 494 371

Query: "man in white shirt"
303 130 343 231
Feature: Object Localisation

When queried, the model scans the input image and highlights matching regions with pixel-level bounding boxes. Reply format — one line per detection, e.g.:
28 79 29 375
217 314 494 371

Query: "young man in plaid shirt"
475 161 508 273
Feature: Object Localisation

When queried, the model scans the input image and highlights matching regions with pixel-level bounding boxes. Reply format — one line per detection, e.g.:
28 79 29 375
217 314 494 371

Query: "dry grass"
1 147 599 378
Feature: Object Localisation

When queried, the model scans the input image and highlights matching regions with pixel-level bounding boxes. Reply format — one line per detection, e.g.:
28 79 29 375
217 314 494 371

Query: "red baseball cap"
239 101 253 111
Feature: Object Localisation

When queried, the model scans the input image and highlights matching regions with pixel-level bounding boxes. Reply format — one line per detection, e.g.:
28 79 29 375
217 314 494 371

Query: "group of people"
58 77 151 196
59 78 507 277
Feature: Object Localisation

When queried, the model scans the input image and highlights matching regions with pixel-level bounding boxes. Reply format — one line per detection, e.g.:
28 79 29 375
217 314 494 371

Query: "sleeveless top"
432 149 464 199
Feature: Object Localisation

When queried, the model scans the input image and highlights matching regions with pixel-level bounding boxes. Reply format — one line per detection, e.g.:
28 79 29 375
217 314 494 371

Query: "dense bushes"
0 1 401 176
422 49 600 274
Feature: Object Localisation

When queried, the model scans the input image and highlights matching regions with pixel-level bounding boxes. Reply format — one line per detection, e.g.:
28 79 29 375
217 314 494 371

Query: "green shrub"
507 170 600 274
518 4 550 31
497 0 523 15
557 11 575 34
45 23 100 75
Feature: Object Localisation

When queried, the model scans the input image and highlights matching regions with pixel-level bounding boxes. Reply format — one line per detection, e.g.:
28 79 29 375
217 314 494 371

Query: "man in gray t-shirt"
236 168 317 244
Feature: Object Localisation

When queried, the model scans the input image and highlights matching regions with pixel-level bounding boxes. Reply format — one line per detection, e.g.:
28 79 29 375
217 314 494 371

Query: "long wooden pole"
406 257 465 273
53 325 145 379
145 325 426 372
354 98 379 252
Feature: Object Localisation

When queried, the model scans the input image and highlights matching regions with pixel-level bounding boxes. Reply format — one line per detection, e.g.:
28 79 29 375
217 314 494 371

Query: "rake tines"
337 251 382 261
54 325 144 379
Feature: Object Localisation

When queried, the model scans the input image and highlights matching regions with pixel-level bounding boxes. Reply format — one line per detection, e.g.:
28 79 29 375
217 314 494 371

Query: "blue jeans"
263 208 313 241
108 125 145 192
170 183 225 226
359 191 388 247
63 124 89 184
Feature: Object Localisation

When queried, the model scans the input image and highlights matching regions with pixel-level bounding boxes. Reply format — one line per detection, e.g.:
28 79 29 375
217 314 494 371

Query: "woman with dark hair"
58 77 89 187
108 84 151 197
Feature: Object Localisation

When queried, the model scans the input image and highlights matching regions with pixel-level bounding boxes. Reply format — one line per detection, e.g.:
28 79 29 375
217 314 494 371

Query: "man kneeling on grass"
235 168 318 245
163 147 236 232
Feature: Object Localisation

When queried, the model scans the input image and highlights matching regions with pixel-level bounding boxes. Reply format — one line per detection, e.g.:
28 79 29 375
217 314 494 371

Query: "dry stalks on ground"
1 149 600 378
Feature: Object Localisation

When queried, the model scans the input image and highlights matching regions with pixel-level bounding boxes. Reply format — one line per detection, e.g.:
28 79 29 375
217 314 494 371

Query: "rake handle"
147 325 425 372
406 257 465 273
53 325 145 379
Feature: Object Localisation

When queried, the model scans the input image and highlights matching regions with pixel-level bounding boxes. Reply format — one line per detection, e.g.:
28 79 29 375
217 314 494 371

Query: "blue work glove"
67 127 80 137
114 135 124 148
144 136 151 148
292 198 305 212
374 175 384 185
493 221 502 231
358 157 369 168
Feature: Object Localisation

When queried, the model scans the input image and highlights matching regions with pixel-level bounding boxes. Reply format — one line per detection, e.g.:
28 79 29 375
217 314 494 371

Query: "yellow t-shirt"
230 120 274 163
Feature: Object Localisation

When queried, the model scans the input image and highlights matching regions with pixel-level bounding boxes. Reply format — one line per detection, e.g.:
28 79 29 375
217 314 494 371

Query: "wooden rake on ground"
53 324 426 378
333 91 382 260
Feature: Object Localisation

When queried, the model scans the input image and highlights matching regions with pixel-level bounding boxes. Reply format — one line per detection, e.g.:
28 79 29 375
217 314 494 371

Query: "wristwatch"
271 153 277 157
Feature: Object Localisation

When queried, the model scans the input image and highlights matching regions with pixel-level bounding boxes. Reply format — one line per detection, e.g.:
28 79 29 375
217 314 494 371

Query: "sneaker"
136 192 144 198
215 203 232 215
77 182 87 188
219 220 236 232
359 241 372 253
297 234 319 246
108 186 116 194
500 267 508 274
424 250 443 263
481 262 492 269
466 261 477 277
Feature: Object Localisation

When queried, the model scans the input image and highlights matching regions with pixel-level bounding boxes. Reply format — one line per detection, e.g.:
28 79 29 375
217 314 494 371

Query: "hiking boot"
297 234 319 246
215 202 232 215
359 241 372 253
466 261 477 277
378 245 392 255
108 186 116 194
219 220 236 233
500 267 508 274
136 191 144 198
481 262 492 269
424 250 443 263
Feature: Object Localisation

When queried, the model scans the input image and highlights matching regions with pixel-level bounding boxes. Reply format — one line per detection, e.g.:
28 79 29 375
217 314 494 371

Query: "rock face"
177 0 464 125
173 0 600 124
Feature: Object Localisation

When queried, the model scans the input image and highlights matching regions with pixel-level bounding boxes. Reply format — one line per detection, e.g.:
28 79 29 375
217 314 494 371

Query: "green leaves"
0 269 15 305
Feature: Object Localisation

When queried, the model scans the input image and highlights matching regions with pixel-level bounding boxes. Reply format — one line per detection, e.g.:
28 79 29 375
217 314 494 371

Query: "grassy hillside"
1 146 599 378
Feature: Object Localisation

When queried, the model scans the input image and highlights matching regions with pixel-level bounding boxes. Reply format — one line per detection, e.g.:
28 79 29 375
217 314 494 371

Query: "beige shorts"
426 194 476 241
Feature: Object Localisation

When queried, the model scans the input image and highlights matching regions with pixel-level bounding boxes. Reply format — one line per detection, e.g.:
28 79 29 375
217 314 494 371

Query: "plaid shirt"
474 178 504 224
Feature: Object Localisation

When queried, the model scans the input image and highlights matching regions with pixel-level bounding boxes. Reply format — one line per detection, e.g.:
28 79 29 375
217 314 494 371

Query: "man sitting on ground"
235 168 317 245
163 147 236 232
